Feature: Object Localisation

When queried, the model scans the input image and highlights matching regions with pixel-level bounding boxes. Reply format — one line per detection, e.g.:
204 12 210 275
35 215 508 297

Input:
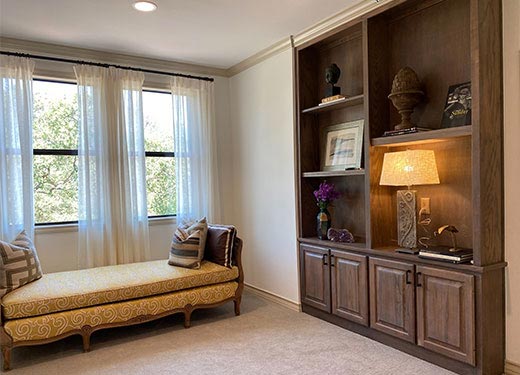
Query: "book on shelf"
441 82 471 128
318 95 346 106
382 127 430 137
418 246 473 264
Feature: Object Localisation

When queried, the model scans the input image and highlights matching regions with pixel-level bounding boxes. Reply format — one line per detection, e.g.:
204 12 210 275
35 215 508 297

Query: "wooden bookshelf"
302 169 365 178
294 0 504 373
301 94 364 114
371 125 472 147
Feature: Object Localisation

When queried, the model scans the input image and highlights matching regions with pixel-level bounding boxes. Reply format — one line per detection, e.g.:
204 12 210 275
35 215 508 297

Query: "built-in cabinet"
301 248 477 365
331 250 368 326
300 245 330 312
300 244 368 325
416 266 475 365
369 258 415 343
294 1 504 373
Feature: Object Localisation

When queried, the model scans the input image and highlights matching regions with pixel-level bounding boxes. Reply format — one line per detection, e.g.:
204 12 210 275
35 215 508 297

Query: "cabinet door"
369 258 415 342
331 250 368 326
416 266 475 365
300 245 331 312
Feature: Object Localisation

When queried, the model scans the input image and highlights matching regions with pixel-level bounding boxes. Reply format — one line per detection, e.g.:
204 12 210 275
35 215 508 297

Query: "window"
143 90 176 217
33 80 79 225
32 82 175 225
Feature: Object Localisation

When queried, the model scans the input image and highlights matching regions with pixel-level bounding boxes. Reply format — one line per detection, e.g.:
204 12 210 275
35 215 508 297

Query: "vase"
317 207 331 240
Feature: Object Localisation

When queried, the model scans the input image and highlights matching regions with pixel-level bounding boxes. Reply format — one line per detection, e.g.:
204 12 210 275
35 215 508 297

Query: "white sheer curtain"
75 65 149 268
0 56 35 241
170 77 220 223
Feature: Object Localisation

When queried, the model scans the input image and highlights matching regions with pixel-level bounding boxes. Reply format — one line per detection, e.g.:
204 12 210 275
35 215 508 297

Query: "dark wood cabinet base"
301 303 481 375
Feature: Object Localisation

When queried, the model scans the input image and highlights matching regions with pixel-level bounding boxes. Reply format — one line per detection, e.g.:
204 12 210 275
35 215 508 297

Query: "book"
382 127 430 137
441 82 472 128
321 94 345 103
418 246 473 264
318 95 346 106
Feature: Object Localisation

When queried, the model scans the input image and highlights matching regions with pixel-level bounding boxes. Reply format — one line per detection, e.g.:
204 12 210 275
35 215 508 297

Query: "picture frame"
320 119 364 171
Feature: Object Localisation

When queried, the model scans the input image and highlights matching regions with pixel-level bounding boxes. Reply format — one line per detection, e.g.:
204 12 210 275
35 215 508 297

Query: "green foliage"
33 87 78 223
145 151 176 216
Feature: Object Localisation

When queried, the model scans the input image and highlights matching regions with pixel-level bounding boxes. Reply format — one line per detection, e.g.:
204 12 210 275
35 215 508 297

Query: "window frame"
33 78 80 226
32 81 178 226
142 88 176 219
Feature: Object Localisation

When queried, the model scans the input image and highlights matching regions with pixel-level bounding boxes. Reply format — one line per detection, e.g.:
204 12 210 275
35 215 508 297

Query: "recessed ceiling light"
133 1 157 12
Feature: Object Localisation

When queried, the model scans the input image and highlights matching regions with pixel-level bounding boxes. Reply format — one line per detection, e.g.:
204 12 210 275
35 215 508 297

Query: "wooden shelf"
299 237 367 252
301 94 364 114
302 169 365 178
299 237 504 274
371 125 472 147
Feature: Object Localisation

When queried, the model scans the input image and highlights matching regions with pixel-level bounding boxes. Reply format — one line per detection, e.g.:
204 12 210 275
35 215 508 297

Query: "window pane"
34 155 78 223
143 91 174 152
146 157 176 216
33 80 78 150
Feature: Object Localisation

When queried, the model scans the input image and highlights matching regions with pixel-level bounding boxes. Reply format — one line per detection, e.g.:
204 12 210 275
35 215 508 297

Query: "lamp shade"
379 149 440 187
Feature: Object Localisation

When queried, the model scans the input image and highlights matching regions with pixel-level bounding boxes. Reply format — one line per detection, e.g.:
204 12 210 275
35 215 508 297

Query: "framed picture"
441 82 472 128
320 119 364 171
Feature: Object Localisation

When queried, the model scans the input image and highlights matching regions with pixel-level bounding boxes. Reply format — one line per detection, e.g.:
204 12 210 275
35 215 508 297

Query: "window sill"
149 216 177 226
35 216 176 234
35 223 78 234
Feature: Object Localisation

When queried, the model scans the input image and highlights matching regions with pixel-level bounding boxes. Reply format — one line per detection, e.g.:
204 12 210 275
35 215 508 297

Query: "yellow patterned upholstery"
2 260 238 319
4 281 238 342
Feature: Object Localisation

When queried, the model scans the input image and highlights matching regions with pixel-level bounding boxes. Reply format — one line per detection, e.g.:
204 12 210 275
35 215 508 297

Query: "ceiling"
0 0 361 69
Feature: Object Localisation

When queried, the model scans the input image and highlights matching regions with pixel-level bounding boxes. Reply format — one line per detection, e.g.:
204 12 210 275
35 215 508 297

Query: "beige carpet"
9 292 454 374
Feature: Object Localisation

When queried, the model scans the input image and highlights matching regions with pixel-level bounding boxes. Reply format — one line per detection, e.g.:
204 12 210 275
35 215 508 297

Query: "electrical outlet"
420 198 431 215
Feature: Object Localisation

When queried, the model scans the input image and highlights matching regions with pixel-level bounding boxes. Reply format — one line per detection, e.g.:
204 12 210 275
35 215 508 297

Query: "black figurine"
325 63 341 97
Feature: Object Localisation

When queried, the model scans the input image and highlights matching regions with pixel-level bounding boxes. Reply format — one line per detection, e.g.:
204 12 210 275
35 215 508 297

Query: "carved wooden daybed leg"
81 326 92 352
233 238 244 317
184 305 193 328
234 297 241 316
1 324 13 371
1 346 11 371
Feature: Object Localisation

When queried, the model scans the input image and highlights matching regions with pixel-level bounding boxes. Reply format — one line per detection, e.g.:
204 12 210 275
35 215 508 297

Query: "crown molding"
293 0 394 47
226 0 396 77
0 37 228 77
226 37 293 77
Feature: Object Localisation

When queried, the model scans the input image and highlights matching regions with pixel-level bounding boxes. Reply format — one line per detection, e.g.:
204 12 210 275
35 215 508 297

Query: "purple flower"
313 181 340 208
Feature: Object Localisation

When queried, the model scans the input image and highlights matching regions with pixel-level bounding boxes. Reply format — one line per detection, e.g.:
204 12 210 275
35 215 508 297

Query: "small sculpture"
388 67 424 130
325 63 341 98
434 224 459 252
327 228 354 243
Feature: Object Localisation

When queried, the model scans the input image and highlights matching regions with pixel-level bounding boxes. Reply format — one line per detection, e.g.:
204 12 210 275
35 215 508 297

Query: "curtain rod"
0 51 215 82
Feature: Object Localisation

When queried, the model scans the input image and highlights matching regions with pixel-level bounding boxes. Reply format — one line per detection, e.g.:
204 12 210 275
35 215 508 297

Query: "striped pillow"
0 230 43 297
168 218 208 269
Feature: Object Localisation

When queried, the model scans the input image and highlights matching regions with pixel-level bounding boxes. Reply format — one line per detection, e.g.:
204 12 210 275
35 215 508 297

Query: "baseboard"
506 360 520 375
244 284 301 312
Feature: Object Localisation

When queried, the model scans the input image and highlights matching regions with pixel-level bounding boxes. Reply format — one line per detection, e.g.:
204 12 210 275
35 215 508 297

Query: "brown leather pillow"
204 225 236 268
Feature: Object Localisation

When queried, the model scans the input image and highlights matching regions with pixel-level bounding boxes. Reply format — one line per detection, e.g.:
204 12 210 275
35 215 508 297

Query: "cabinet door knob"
405 270 412 285
330 254 335 267
322 254 328 266
416 272 423 287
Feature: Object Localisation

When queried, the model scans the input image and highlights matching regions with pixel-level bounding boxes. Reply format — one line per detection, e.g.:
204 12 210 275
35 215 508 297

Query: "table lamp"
379 149 440 254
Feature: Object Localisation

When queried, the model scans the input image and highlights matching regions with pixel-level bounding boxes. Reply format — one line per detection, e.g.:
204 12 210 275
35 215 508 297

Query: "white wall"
227 49 299 303
504 0 520 365
35 221 175 273
34 74 231 273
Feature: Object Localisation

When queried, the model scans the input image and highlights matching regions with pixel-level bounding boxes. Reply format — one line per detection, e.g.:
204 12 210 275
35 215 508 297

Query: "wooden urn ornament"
388 67 424 130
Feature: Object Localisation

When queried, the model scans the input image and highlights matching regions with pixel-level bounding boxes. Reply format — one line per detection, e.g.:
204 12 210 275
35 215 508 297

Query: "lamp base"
395 247 419 255
397 189 417 249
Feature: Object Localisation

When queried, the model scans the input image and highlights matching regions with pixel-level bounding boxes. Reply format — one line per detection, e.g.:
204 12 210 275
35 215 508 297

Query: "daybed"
0 237 243 371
